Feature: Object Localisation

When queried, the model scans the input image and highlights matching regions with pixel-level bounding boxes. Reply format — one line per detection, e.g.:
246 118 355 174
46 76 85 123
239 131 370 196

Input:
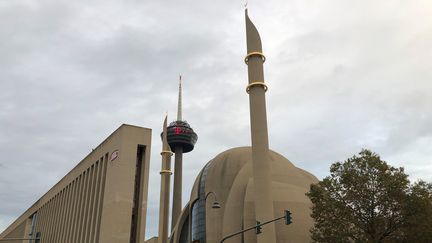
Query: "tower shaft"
171 146 183 230
172 76 184 229
245 10 277 243
158 116 173 243
166 76 198 237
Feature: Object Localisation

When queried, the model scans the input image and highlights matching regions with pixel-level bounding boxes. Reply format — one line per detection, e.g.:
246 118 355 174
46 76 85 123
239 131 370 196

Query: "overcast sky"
1 0 431 239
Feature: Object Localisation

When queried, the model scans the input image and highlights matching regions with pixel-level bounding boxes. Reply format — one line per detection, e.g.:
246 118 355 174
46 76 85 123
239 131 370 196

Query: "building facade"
170 147 318 243
0 124 152 243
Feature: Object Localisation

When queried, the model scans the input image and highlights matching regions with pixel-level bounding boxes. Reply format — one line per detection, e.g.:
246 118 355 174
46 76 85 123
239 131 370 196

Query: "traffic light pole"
220 210 292 243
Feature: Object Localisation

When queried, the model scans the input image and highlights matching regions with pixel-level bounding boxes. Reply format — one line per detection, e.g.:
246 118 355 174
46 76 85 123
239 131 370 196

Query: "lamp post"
205 191 221 209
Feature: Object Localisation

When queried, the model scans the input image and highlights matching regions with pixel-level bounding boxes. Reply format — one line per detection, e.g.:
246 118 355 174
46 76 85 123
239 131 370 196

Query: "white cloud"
0 0 431 240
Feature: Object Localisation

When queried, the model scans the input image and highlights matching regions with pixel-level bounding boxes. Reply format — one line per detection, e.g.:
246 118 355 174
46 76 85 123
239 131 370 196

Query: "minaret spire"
177 75 182 121
245 9 277 243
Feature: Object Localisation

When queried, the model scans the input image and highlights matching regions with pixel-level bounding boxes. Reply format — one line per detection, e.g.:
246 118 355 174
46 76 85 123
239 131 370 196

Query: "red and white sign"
110 150 119 162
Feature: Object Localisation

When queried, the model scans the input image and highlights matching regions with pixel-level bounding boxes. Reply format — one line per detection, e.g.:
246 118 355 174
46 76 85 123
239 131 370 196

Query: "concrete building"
0 124 152 243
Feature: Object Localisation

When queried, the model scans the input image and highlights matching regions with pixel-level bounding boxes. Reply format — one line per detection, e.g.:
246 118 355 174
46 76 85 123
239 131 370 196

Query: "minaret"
165 76 198 230
157 115 173 243
245 9 277 243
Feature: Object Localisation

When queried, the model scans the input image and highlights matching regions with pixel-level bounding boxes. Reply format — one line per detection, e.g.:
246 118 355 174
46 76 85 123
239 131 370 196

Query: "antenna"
177 75 182 121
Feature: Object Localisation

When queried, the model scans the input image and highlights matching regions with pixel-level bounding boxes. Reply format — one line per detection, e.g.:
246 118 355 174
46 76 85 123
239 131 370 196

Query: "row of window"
32 153 109 243
191 162 211 243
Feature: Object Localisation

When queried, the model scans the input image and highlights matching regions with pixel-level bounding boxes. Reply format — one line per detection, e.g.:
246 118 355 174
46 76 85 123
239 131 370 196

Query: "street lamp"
205 191 221 209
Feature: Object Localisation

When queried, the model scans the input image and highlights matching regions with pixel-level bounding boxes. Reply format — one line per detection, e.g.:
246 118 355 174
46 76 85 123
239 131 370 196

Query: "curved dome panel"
188 147 318 242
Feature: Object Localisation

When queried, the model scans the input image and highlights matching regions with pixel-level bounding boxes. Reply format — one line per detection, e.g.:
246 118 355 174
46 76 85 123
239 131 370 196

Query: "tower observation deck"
166 120 198 153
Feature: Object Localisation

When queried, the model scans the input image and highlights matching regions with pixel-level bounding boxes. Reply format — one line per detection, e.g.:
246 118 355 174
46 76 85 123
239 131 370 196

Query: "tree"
306 149 432 243
403 181 432 242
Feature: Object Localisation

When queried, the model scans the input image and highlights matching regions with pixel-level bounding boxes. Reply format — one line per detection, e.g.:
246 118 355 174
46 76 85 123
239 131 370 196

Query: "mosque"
0 9 317 243
164 10 318 243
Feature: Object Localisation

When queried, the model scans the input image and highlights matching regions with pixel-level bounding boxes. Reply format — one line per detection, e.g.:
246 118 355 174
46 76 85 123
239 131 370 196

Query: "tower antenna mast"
177 75 182 121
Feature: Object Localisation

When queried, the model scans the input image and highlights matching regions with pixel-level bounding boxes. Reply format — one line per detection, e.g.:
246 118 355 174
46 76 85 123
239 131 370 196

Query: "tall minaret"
165 76 198 230
245 9 277 243
157 115 173 243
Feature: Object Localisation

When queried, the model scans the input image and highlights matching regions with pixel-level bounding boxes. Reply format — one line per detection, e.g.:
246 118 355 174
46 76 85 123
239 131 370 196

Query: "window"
191 162 211 243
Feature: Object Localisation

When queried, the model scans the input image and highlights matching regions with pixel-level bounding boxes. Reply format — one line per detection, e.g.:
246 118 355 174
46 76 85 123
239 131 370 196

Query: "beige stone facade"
145 236 158 243
0 124 152 243
170 147 318 243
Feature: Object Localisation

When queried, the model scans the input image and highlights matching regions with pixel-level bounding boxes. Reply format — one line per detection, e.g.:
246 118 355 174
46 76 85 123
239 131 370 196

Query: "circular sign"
110 150 119 162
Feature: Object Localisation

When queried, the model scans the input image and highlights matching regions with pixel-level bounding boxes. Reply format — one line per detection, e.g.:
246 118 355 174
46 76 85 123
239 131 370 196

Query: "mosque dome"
186 147 318 243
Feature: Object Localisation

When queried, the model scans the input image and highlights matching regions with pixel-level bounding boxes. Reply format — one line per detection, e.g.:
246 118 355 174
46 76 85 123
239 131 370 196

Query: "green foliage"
306 149 432 243
403 181 432 242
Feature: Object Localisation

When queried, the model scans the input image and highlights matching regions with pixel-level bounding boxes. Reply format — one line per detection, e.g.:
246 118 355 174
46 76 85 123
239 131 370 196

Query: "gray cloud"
1 0 431 239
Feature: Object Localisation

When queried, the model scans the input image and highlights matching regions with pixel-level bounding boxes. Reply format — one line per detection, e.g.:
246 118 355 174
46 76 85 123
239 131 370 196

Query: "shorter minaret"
157 115 173 243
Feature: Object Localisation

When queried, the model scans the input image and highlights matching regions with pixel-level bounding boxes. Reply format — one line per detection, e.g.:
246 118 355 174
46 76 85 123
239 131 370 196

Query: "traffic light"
255 221 262 234
284 210 292 225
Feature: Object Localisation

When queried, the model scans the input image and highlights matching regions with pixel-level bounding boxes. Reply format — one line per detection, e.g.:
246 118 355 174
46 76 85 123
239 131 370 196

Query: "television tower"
166 76 198 230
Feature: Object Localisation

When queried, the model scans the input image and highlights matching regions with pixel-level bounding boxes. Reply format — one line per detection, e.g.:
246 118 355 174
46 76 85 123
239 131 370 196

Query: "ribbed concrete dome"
188 147 318 243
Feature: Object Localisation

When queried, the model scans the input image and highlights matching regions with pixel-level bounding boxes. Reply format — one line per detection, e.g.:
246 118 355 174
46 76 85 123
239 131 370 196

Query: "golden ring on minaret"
246 82 268 93
160 150 173 156
160 170 173 175
244 52 266 64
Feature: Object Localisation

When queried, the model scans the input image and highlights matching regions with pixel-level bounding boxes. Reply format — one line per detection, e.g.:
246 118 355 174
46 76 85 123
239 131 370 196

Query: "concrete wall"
171 147 317 243
145 236 158 243
0 124 152 243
